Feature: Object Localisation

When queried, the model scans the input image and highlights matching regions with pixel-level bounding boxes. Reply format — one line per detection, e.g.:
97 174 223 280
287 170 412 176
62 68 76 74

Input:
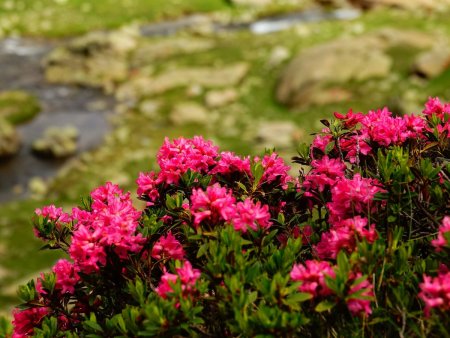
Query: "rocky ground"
1 1 450 314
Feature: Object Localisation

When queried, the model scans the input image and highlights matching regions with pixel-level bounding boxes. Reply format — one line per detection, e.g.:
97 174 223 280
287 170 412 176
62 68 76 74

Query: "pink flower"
311 134 333 156
316 217 377 259
419 271 450 316
157 136 219 185
69 183 146 273
327 174 385 222
432 216 450 251
338 134 372 163
423 97 450 120
12 307 50 337
35 205 71 223
152 231 185 261
190 183 236 228
290 260 335 297
156 261 201 299
303 156 346 192
52 259 80 295
136 171 161 205
210 151 251 176
232 199 272 233
334 109 364 129
346 272 374 316
360 107 408 147
257 153 292 188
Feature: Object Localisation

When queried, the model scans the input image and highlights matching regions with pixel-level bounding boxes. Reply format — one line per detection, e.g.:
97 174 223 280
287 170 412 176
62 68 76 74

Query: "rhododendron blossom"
136 171 161 205
290 260 335 297
157 136 218 184
423 96 450 120
156 261 201 299
12 307 50 337
35 205 71 223
346 272 374 316
258 153 292 188
151 231 185 260
327 174 385 221
419 271 450 316
210 151 251 175
432 216 450 251
52 259 80 295
190 183 236 228
303 156 346 192
69 183 145 273
232 199 272 233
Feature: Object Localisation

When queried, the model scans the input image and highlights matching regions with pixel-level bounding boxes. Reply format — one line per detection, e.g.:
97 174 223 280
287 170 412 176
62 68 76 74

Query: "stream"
0 7 360 203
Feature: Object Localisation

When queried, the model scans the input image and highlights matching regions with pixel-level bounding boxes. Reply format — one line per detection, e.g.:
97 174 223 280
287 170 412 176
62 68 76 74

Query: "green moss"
0 91 40 125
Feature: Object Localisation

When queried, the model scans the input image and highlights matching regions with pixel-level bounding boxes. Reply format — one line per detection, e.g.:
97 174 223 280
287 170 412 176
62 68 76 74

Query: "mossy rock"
0 118 21 160
32 126 78 159
0 91 41 125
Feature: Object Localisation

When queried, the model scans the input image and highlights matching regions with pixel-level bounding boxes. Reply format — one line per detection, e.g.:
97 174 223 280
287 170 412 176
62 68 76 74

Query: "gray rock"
255 121 302 150
132 37 214 66
0 118 21 159
169 102 208 125
116 62 249 101
32 126 79 158
45 26 139 89
205 88 238 108
277 37 392 106
413 47 450 78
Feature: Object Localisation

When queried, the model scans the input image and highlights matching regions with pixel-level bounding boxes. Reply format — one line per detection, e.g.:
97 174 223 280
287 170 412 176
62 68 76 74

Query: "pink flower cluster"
290 260 373 316
155 261 201 299
12 307 50 338
151 231 185 261
303 156 346 193
327 174 385 222
69 182 145 273
52 259 80 295
290 260 335 297
35 205 71 223
137 137 293 206
190 183 272 232
432 216 450 251
419 269 450 316
316 216 377 259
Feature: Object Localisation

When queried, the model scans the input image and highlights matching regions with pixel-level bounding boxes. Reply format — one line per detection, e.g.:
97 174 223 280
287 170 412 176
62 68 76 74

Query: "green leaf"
315 300 336 313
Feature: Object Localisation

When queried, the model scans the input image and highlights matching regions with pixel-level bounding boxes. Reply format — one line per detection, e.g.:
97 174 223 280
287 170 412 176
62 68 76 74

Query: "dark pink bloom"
52 259 80 294
136 171 161 205
232 199 272 233
339 134 372 163
190 183 236 228
303 156 346 192
423 97 450 120
35 205 71 223
69 183 145 273
346 272 374 316
311 134 333 156
432 216 450 251
290 260 335 297
152 231 185 261
157 136 219 185
257 153 292 188
334 109 364 129
156 261 201 299
327 174 385 221
210 151 251 175
12 307 50 337
419 271 450 316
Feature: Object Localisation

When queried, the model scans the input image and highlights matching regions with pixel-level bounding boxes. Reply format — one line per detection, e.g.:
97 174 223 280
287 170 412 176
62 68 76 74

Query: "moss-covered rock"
0 91 40 125
0 118 21 160
32 126 78 159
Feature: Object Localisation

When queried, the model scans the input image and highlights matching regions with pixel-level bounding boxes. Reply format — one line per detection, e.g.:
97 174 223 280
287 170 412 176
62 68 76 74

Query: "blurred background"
0 0 450 314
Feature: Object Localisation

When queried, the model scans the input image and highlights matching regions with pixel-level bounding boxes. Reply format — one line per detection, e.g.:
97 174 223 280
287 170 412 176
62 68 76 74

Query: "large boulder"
169 102 208 125
0 118 21 160
277 29 435 107
45 26 139 89
277 38 392 106
413 47 450 78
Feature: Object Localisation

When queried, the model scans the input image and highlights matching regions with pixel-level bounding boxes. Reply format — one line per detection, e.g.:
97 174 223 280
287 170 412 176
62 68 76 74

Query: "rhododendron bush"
4 97 450 337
